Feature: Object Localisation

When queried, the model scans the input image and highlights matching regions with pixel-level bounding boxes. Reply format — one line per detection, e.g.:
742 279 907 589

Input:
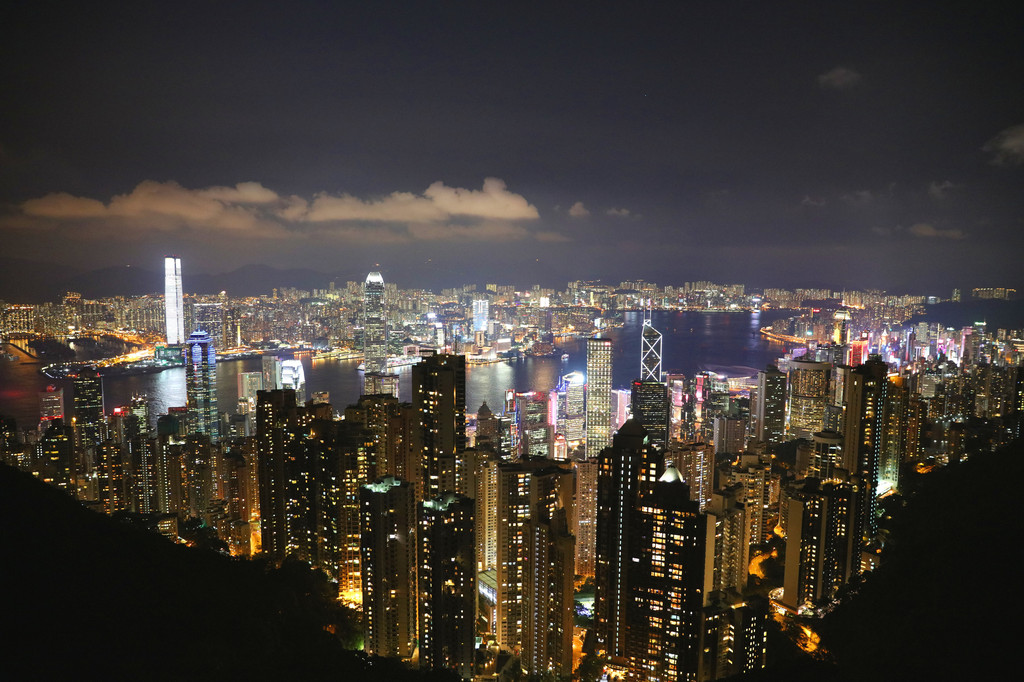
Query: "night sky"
2 1 1022 292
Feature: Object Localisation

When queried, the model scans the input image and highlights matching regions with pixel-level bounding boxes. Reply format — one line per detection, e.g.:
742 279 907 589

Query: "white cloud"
817 66 863 90
983 123 1024 166
606 207 632 217
9 178 550 244
568 201 590 218
422 178 539 219
306 190 443 223
909 222 965 240
801 196 826 207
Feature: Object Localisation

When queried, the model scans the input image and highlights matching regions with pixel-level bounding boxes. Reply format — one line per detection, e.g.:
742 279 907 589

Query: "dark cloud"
984 123 1024 166
817 66 863 90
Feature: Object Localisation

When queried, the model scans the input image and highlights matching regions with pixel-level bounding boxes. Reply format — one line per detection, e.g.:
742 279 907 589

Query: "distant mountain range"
0 258 341 302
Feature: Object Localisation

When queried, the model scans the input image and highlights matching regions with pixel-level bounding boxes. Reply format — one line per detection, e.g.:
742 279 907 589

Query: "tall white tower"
363 271 387 374
164 256 184 345
640 319 663 381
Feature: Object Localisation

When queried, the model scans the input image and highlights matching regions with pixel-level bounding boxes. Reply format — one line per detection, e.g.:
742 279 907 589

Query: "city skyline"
1 3 1022 292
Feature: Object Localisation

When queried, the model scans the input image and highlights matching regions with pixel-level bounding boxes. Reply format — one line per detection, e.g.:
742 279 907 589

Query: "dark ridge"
0 463 454 681
816 440 1024 680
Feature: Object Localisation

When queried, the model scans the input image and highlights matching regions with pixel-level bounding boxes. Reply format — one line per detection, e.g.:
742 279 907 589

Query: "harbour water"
0 310 792 430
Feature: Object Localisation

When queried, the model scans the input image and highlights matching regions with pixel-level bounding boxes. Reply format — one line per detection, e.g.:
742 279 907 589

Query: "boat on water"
561 353 569 361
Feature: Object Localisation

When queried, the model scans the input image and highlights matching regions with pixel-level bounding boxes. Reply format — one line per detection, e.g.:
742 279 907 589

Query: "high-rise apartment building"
586 337 613 454
494 457 575 676
627 465 712 681
363 272 387 374
595 420 661 659
418 493 476 680
185 330 219 443
842 357 888 554
573 457 599 577
256 390 370 589
360 476 417 658
164 256 184 345
37 418 75 496
781 478 856 611
666 441 713 512
413 353 466 498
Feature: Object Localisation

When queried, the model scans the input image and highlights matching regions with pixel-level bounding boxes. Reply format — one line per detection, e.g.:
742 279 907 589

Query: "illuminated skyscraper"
781 478 856 611
754 365 786 446
556 371 586 442
360 476 417 658
39 385 65 429
281 359 306 405
787 357 831 440
38 418 75 496
419 493 476 679
586 337 613 454
472 298 489 334
515 391 554 458
842 357 888 554
495 457 575 677
573 457 599 577
72 369 104 447
413 352 467 498
640 317 662 382
185 330 219 443
363 271 387 375
595 420 660 659
631 380 669 450
262 355 282 391
164 256 184 345
627 465 710 681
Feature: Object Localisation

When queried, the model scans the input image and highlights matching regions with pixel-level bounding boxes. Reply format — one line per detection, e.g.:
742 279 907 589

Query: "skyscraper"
472 298 489 334
788 357 831 440
164 256 184 345
185 330 219 443
842 357 888 555
413 352 466 498
754 365 787 446
631 379 670 450
556 371 586 443
262 355 282 391
586 337 613 455
494 457 575 677
360 476 417 658
781 478 856 611
72 369 104 447
640 317 663 382
418 493 476 679
594 420 661 659
363 271 387 375
627 465 710 681
280 358 306 405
